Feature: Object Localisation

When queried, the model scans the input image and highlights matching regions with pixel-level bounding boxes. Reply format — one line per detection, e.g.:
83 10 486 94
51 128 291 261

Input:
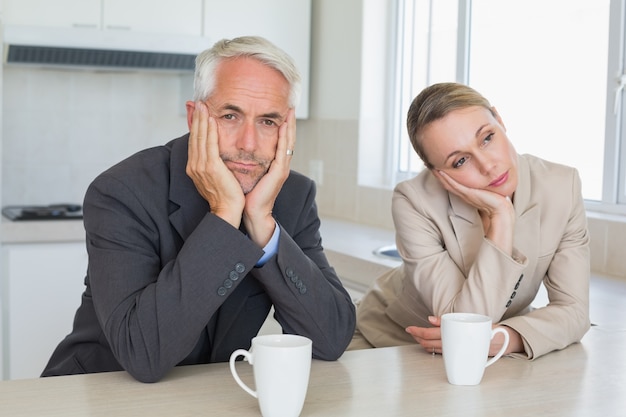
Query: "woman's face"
421 106 518 198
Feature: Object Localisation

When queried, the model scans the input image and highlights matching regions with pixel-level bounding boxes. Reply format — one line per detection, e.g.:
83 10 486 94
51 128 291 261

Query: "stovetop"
2 204 83 221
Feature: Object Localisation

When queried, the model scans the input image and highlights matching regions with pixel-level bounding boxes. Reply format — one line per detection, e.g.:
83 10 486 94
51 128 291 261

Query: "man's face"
203 57 291 194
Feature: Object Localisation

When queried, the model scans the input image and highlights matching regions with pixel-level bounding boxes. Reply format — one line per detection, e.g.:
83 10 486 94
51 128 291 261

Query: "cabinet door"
2 0 100 29
203 0 311 119
103 0 203 36
2 242 88 380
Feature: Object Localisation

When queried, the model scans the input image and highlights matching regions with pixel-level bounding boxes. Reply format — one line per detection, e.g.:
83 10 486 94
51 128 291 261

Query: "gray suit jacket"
42 134 355 382
356 154 590 359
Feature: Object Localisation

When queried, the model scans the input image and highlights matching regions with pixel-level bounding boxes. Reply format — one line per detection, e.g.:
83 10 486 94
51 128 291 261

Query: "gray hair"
193 36 301 108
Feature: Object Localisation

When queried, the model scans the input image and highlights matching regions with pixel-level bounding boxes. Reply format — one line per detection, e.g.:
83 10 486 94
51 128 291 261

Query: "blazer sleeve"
501 170 590 359
253 176 356 361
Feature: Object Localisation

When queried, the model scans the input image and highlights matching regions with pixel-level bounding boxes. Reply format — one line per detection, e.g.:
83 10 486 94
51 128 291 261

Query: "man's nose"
236 121 258 152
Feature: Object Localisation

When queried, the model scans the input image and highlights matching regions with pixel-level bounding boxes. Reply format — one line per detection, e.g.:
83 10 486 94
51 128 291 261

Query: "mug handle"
229 349 258 398
485 327 510 368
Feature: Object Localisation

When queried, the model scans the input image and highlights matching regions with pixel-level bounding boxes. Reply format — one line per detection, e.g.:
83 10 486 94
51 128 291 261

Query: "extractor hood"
2 25 211 72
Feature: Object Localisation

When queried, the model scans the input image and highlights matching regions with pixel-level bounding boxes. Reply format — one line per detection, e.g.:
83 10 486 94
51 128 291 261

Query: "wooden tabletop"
0 326 624 417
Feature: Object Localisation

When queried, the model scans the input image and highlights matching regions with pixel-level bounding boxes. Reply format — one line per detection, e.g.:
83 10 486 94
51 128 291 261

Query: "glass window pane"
468 0 610 201
396 0 458 176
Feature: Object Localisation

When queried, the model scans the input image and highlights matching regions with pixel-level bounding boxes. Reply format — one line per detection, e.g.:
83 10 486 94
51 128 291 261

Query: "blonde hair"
193 36 301 107
406 82 495 169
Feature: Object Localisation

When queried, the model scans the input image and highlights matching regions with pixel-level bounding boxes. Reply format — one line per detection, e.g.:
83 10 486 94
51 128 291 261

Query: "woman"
353 82 590 359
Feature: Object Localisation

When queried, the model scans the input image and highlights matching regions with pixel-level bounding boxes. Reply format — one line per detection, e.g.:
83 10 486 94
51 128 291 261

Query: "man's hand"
186 101 245 228
243 109 296 247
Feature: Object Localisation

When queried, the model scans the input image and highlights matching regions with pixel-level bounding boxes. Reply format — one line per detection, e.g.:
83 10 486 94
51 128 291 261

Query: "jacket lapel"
167 134 209 241
449 193 484 275
510 155 540 270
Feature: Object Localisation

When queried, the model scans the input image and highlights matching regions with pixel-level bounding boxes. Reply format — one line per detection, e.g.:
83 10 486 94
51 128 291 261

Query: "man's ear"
185 101 196 130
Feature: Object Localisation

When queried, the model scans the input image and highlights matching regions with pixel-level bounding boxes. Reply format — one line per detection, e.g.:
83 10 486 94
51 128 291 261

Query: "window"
392 0 624 213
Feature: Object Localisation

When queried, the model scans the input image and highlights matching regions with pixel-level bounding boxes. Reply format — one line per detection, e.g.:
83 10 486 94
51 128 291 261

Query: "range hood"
2 25 211 72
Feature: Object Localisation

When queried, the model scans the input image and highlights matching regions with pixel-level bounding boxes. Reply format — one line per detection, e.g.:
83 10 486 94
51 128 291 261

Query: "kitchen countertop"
1 217 85 243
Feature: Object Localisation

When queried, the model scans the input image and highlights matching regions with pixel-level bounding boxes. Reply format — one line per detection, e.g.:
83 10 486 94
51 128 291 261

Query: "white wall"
0 0 189 205
2 68 188 205
290 0 395 229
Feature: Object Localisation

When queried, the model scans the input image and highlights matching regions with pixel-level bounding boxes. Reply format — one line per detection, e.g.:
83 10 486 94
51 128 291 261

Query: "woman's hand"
406 316 525 356
492 325 524 356
406 316 442 354
433 170 515 256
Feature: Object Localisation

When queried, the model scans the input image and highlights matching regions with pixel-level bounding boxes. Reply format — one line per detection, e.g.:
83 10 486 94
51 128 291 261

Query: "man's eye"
223 114 235 120
262 119 276 127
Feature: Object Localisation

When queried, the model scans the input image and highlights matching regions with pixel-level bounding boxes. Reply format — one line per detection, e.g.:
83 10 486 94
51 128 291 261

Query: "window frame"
391 0 626 215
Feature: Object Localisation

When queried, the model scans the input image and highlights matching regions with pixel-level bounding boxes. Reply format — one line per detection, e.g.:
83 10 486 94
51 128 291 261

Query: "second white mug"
441 313 509 386
229 334 312 417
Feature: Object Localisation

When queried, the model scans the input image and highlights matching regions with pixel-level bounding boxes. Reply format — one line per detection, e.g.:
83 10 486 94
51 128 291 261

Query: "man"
42 36 356 383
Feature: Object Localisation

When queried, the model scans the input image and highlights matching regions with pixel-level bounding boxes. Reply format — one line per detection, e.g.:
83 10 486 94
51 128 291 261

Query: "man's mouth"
225 160 259 172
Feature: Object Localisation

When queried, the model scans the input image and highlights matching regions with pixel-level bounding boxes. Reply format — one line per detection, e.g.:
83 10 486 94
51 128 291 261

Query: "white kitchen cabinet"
103 0 202 36
2 0 203 36
2 0 101 29
1 242 87 380
203 0 312 119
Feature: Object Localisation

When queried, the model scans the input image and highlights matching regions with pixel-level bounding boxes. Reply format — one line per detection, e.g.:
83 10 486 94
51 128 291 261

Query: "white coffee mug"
229 334 312 417
441 313 510 386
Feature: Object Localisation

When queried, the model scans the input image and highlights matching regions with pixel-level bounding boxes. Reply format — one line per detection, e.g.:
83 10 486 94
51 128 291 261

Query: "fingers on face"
276 109 296 161
189 101 218 168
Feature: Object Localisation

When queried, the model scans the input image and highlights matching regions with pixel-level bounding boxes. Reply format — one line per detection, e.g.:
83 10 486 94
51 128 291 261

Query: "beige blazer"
356 154 590 359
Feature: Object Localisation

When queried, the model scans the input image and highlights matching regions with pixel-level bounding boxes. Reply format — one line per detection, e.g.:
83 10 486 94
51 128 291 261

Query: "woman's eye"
453 157 467 169
483 133 494 144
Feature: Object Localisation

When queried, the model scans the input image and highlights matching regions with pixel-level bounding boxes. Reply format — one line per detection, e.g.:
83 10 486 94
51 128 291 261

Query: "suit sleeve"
251 178 356 361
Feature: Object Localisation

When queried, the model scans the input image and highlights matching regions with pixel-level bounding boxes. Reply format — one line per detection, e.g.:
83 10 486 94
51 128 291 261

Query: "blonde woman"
353 83 590 359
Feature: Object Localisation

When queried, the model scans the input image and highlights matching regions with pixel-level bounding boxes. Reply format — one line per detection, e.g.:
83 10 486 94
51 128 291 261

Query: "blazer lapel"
511 155 540 271
449 193 484 275
167 134 209 241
